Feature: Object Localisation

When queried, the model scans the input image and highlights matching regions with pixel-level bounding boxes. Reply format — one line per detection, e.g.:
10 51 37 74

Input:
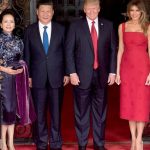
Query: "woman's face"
129 5 142 21
1 14 15 34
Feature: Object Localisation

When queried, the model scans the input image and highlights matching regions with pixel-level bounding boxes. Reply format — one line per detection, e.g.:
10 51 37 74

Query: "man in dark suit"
65 0 117 150
23 0 69 150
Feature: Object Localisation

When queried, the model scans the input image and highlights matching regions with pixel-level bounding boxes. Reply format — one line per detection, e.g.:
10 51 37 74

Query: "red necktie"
91 21 99 69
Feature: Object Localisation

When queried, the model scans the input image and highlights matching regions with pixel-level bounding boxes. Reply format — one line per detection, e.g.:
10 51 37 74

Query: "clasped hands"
0 66 23 75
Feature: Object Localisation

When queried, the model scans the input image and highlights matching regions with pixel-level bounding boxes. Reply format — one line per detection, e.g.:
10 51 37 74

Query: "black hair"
0 9 15 23
36 0 53 9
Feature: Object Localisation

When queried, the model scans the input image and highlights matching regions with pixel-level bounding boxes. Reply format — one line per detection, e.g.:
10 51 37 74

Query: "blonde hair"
84 0 100 5
127 0 149 34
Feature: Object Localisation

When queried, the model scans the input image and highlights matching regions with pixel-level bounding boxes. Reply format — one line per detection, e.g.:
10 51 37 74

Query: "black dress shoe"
50 148 62 150
78 146 86 150
94 145 107 150
37 149 47 150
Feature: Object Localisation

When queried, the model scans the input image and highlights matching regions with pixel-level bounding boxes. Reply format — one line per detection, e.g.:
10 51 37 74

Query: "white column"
30 0 37 24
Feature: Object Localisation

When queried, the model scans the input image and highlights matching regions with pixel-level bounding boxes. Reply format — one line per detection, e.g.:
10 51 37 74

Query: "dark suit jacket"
65 17 117 89
23 22 65 88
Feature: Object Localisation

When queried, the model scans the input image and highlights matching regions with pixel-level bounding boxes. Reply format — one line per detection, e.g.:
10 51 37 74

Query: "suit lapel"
47 22 56 55
98 18 104 49
35 23 46 56
82 18 93 50
82 18 104 51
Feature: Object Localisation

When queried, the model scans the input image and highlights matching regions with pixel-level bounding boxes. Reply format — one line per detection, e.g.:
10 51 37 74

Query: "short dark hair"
0 9 15 23
36 0 53 9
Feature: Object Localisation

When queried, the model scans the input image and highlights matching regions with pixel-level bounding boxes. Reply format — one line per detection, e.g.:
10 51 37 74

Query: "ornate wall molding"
13 0 30 26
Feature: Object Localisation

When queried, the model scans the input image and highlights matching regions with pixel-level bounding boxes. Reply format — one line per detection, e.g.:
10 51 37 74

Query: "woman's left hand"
16 68 23 74
145 73 150 86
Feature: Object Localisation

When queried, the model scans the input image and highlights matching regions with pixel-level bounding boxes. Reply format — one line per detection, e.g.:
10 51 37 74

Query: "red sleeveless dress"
120 23 150 121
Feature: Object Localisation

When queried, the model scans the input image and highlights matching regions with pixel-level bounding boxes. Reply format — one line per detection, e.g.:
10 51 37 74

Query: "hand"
2 66 23 75
70 73 80 86
29 78 32 88
108 74 116 85
115 74 121 85
16 68 23 74
63 76 70 86
145 73 150 86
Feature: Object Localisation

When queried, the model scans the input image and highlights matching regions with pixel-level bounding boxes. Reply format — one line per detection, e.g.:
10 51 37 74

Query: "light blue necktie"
43 26 49 54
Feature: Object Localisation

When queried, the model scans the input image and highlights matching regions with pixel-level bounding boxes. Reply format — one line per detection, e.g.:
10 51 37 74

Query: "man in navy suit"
23 0 69 150
65 0 117 150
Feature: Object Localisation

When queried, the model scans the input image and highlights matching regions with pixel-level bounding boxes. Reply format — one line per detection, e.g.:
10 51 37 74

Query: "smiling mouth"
132 16 139 18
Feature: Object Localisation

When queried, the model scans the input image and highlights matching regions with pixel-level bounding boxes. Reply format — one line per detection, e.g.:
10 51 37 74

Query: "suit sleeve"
61 26 68 76
109 23 117 74
23 27 31 77
65 23 76 75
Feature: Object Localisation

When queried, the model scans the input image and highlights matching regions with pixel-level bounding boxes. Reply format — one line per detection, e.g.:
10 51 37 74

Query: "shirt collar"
38 21 51 29
86 17 98 25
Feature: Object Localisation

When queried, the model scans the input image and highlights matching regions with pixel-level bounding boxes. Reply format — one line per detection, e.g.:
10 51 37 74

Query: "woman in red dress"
116 0 150 150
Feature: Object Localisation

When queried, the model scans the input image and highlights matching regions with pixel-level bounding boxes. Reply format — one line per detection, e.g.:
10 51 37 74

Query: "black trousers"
74 70 107 146
32 82 63 149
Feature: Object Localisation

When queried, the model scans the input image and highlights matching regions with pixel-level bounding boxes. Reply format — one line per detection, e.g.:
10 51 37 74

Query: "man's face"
37 5 54 25
84 2 100 20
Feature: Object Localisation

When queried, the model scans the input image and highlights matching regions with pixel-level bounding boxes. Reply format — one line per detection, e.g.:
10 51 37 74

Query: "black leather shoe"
37 149 47 150
78 146 86 150
51 148 62 150
94 145 107 150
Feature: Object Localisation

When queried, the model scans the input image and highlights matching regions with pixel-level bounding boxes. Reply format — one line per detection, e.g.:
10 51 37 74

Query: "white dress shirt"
86 17 99 36
38 21 51 44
